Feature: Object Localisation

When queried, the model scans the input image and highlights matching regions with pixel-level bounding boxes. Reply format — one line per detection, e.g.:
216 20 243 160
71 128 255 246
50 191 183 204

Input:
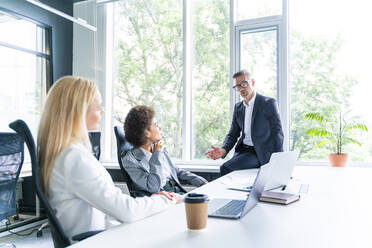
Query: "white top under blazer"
48 143 175 240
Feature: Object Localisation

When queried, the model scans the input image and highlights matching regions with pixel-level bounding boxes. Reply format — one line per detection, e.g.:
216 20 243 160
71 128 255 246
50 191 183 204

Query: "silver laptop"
265 151 299 190
208 162 272 219
228 151 299 192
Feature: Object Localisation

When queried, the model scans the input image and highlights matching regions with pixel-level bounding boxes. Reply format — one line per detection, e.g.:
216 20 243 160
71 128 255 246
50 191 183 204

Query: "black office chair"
9 120 103 248
113 126 150 197
88 131 101 160
0 133 24 222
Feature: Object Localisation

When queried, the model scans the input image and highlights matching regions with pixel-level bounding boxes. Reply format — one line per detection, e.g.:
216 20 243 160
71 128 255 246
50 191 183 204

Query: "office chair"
113 126 150 197
88 131 101 160
0 133 24 222
9 120 103 248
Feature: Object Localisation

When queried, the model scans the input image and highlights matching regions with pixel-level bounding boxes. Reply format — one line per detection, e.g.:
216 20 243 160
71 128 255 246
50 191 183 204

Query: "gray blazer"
121 147 206 194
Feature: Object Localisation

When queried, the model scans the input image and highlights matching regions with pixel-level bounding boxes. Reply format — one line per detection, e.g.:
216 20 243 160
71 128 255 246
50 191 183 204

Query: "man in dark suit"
206 69 284 176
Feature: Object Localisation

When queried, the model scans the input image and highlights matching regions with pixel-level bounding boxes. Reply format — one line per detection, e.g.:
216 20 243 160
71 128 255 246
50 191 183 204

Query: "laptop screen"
264 151 299 191
240 162 272 217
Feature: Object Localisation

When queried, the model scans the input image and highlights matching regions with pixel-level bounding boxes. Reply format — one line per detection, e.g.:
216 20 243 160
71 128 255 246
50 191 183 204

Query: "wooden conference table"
70 166 372 248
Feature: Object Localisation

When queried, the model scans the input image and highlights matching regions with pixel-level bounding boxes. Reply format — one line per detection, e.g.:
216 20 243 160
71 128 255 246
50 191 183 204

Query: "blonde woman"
37 76 182 240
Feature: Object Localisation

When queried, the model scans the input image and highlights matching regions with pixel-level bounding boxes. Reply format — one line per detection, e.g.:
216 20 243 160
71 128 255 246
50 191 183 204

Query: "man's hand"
205 146 226 160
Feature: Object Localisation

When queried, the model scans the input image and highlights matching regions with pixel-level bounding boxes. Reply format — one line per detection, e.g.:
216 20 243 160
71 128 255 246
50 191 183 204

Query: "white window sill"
101 161 220 173
102 160 372 173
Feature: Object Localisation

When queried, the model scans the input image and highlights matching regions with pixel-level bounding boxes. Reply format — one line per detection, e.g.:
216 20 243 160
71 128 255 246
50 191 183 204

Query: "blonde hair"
37 76 98 194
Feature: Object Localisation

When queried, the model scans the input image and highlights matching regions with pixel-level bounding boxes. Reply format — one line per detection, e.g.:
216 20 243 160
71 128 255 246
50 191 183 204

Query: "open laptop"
208 162 272 219
265 151 299 190
228 151 299 192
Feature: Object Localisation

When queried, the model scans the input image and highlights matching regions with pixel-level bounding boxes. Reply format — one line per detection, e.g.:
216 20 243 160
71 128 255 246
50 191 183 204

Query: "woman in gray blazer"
122 106 207 196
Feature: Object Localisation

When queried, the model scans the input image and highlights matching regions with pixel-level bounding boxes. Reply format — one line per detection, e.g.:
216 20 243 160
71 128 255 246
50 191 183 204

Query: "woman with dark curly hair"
122 105 208 196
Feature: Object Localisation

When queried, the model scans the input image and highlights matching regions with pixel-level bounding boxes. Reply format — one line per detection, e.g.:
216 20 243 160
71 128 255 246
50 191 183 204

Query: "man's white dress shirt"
242 92 256 146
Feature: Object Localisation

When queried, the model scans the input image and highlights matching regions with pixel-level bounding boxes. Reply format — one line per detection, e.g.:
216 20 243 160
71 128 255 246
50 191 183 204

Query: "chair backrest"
113 126 133 186
113 126 133 165
88 131 101 160
9 120 71 248
0 132 24 221
114 126 149 197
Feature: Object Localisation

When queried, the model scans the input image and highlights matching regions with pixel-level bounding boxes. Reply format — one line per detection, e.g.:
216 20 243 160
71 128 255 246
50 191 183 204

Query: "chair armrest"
130 190 152 198
71 230 104 241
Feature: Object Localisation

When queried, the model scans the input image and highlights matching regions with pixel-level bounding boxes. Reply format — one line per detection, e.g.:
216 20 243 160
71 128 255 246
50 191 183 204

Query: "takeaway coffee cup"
184 193 209 230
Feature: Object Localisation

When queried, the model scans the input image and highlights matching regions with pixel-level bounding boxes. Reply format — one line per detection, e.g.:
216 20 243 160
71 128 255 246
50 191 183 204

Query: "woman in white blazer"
37 76 183 240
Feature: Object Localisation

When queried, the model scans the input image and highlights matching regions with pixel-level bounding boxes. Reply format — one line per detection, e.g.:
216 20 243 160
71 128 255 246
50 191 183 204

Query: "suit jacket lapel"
132 147 151 171
164 151 180 184
251 93 261 128
170 168 179 184
132 147 144 160
238 101 245 129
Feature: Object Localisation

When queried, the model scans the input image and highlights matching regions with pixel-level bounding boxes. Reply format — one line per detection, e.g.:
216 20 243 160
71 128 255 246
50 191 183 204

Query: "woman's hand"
153 191 172 200
152 191 184 204
169 192 184 204
153 140 164 151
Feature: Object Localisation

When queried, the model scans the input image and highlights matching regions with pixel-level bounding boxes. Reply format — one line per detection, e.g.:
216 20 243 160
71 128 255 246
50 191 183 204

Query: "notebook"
228 151 300 192
208 163 272 219
259 191 300 205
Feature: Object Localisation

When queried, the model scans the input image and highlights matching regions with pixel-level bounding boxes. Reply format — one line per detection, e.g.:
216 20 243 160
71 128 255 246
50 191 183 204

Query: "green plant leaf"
343 137 362 146
344 122 368 132
304 112 326 123
315 139 331 148
305 128 332 137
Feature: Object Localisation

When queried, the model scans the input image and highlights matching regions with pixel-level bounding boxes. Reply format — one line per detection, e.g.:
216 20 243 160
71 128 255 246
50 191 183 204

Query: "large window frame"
233 12 289 151
73 0 293 167
74 1 233 166
0 8 53 87
74 0 372 167
0 7 52 135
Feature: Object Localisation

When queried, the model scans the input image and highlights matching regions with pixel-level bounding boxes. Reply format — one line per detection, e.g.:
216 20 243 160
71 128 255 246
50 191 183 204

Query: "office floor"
0 226 53 248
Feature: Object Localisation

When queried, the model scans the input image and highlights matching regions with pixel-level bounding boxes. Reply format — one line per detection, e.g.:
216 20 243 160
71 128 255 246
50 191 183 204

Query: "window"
191 0 230 160
87 0 230 164
239 27 278 99
289 0 372 162
112 0 184 159
77 0 372 166
0 10 51 138
235 0 282 21
233 12 287 150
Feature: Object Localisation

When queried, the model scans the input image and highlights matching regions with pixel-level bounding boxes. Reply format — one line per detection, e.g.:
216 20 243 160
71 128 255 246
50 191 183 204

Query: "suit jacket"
121 147 206 195
222 93 284 165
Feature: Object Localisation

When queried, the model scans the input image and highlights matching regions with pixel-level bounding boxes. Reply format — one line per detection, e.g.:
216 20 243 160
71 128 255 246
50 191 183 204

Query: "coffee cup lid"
184 193 209 203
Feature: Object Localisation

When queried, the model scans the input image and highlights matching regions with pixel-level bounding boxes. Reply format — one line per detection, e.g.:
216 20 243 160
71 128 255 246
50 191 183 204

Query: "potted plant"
304 112 368 166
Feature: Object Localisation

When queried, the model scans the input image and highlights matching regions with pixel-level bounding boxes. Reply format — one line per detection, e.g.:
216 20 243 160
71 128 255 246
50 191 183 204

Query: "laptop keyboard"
213 200 246 216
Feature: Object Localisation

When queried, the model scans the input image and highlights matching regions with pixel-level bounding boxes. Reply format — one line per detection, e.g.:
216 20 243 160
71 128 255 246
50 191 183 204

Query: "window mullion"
182 0 192 161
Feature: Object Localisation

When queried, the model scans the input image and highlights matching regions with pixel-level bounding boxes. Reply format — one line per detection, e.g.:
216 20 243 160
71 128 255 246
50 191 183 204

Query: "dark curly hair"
124 105 155 147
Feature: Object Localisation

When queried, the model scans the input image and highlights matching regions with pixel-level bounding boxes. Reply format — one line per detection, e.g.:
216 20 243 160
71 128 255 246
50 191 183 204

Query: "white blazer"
48 143 175 240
